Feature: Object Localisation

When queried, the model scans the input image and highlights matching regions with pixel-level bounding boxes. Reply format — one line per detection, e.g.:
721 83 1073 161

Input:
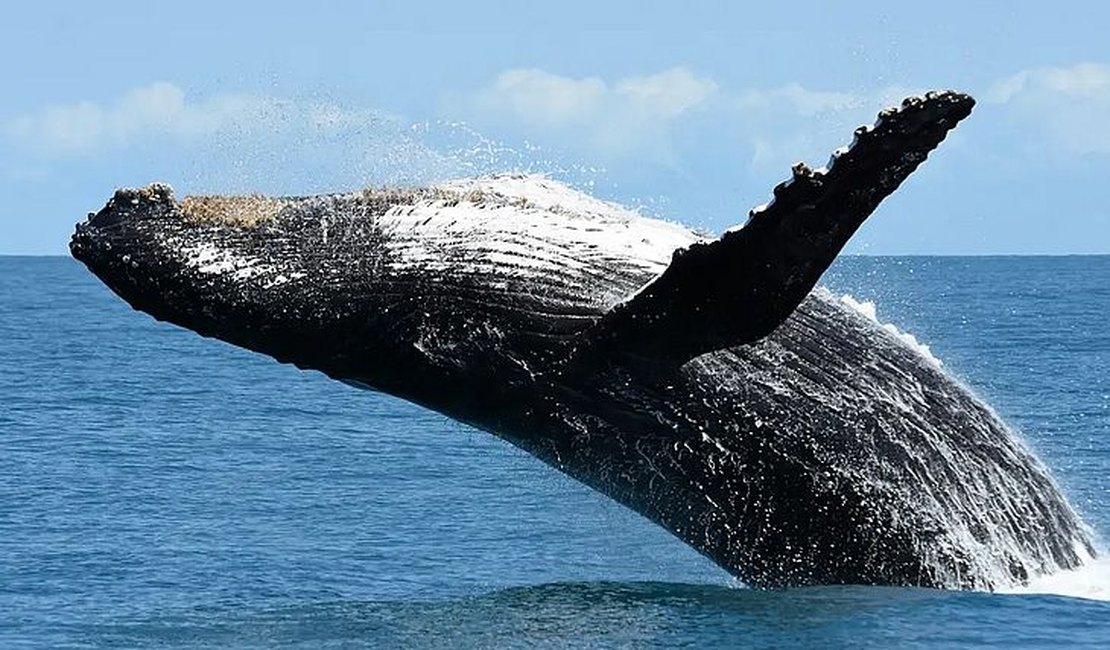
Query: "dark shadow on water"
80 581 1110 649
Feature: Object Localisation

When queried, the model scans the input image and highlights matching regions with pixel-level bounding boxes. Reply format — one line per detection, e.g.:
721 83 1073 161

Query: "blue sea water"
1 255 1108 649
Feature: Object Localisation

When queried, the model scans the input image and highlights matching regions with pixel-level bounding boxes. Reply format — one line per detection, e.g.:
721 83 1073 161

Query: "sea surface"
2 255 1108 649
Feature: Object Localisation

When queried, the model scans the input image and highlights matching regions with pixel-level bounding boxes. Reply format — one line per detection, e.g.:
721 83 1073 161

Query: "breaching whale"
70 91 1097 590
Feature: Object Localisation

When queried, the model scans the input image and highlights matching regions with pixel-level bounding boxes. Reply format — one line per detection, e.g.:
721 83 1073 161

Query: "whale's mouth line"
67 90 1099 592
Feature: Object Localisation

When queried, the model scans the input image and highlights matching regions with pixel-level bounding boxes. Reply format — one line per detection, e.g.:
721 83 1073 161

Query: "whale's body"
70 92 1096 589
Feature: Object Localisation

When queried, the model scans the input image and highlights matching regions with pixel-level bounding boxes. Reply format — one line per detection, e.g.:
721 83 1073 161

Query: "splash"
826 289 1101 591
1003 552 1110 602
177 100 609 202
838 293 943 366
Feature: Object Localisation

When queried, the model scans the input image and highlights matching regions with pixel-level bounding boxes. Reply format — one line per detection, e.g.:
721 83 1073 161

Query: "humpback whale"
70 91 1097 590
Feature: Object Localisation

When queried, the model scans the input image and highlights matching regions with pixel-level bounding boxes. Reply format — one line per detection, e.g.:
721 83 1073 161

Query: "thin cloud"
461 67 719 159
1 82 503 193
5 82 286 157
989 62 1110 154
477 69 609 128
454 67 918 167
614 68 720 119
734 83 862 116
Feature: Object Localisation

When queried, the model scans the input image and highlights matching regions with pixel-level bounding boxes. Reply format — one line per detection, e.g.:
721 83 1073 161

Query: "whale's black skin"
70 91 1097 590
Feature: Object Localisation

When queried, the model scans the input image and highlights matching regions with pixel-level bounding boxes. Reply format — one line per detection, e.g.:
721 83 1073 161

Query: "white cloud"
4 82 535 195
734 83 861 116
5 82 287 156
480 69 609 127
989 63 1110 103
614 68 719 118
457 67 924 166
464 67 718 159
989 63 1110 154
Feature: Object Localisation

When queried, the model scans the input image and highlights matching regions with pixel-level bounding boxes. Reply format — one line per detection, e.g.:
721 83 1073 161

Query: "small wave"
838 293 943 367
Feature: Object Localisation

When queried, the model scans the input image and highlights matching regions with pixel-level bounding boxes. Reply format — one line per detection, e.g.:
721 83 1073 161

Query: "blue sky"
2 0 1108 254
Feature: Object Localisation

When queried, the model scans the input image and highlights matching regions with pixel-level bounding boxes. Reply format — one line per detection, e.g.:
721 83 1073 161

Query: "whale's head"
69 177 694 411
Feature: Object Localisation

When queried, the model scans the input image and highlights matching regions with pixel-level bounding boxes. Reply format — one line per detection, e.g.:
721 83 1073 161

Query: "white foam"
1001 555 1110 603
839 293 943 367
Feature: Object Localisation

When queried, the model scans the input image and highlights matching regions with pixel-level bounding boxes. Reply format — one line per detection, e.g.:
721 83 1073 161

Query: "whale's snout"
70 184 186 322
69 183 445 395
69 183 303 361
70 184 174 262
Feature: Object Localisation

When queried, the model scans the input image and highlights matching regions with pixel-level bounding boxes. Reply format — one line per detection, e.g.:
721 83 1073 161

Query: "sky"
2 0 1109 255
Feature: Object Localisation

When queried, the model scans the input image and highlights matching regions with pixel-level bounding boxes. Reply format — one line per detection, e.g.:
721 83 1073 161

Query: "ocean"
1 255 1107 648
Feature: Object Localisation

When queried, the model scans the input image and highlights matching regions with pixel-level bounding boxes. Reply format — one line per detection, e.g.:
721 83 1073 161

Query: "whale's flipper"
580 91 975 366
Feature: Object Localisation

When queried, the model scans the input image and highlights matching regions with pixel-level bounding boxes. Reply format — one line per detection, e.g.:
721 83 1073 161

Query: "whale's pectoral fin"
578 91 975 367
